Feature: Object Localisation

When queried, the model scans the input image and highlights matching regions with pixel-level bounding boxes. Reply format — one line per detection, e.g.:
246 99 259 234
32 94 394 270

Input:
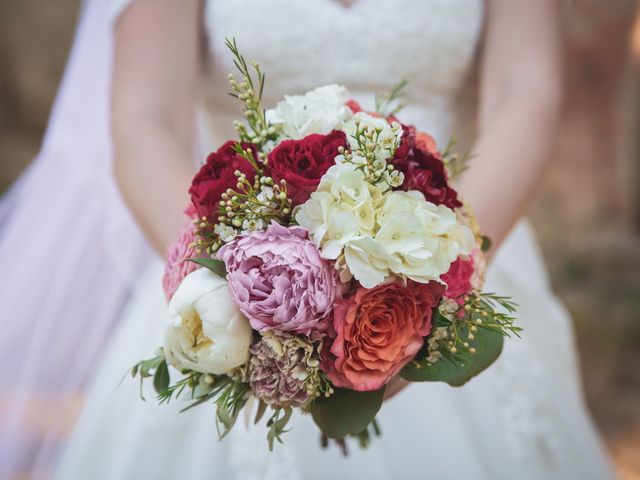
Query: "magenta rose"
218 222 341 337
189 141 257 218
267 131 347 205
440 256 475 301
392 126 462 209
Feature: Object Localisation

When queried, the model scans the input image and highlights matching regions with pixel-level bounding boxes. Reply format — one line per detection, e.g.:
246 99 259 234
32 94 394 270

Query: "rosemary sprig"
441 138 473 181
266 406 293 451
374 79 408 117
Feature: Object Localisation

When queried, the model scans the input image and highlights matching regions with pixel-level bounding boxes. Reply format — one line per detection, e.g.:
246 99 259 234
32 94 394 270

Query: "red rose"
323 281 445 391
189 141 257 218
267 130 347 205
392 126 462 209
346 99 363 114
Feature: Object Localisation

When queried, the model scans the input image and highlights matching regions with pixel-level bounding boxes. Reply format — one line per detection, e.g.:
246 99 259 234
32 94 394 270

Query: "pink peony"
162 219 200 302
440 256 475 301
218 222 341 337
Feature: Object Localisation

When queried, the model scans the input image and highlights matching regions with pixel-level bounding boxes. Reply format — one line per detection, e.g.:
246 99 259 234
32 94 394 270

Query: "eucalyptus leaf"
480 235 492 253
187 257 227 278
310 388 385 439
400 326 503 386
152 360 170 394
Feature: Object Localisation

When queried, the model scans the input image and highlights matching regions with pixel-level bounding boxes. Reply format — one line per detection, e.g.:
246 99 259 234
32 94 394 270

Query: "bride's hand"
383 376 409 400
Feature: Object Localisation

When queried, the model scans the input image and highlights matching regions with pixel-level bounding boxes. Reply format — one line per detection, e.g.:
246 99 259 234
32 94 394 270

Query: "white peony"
265 84 352 139
163 268 252 374
296 165 475 288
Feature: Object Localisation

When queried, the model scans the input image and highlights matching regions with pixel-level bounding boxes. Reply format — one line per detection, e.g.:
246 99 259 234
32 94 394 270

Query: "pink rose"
324 281 444 391
440 257 475 301
162 217 200 302
218 222 341 337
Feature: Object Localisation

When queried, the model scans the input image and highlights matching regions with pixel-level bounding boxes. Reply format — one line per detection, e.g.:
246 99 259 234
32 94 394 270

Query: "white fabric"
55 1 616 479
0 0 151 477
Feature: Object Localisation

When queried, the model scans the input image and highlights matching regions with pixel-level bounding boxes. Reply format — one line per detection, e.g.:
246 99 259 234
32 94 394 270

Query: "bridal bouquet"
132 40 519 450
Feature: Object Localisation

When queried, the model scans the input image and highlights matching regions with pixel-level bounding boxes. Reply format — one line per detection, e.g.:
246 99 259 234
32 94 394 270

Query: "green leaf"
153 360 170 394
139 355 163 378
480 235 492 252
254 399 268 425
400 326 503 386
310 388 385 439
187 258 227 278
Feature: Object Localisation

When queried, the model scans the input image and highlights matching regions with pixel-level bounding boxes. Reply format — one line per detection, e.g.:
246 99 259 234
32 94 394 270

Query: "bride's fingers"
383 377 409 400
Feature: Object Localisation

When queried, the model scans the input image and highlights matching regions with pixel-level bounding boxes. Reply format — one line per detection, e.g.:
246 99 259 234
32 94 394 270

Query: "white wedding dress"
55 1 615 479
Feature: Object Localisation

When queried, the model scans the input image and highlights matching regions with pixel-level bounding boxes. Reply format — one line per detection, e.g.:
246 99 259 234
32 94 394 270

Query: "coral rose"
267 130 347 205
325 281 445 391
189 141 256 218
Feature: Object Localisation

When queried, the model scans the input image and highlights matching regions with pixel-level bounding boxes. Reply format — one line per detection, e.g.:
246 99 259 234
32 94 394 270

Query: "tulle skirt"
54 222 615 480
0 0 150 476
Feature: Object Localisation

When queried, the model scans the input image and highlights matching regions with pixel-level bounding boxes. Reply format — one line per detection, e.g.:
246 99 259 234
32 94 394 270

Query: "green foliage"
225 37 278 148
375 79 408 117
187 257 227 278
266 407 293 451
310 387 385 439
153 359 170 393
480 234 492 253
401 293 520 386
441 138 472 181
401 321 503 386
129 352 165 401
214 380 250 439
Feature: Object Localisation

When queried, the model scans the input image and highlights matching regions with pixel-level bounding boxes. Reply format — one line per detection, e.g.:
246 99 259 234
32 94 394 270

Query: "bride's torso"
198 0 484 149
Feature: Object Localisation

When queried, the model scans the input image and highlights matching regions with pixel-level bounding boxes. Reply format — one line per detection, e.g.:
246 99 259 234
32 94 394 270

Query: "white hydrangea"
265 84 353 139
295 164 475 288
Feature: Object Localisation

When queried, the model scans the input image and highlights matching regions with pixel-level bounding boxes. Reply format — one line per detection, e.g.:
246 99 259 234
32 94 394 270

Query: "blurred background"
1 0 638 478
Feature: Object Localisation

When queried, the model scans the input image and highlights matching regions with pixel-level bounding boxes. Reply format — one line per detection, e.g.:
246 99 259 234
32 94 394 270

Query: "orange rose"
415 131 439 156
324 281 444 391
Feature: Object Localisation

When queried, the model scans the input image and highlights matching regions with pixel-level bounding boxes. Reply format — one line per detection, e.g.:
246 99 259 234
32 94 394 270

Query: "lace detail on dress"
202 0 483 146
492 336 560 464
229 422 301 480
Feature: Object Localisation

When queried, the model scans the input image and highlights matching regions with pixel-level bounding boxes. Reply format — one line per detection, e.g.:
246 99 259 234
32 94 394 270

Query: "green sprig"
225 38 278 147
374 79 408 117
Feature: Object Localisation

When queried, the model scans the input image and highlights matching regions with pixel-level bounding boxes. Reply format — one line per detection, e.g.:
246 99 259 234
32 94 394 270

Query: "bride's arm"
386 0 561 401
112 0 202 254
457 0 562 252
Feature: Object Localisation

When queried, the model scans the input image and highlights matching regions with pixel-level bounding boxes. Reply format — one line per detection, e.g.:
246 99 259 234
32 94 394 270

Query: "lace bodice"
201 0 483 147
111 0 483 150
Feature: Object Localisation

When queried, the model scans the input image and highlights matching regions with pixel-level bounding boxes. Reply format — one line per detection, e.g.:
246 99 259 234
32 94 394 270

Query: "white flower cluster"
266 84 353 140
295 163 475 288
336 112 405 191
